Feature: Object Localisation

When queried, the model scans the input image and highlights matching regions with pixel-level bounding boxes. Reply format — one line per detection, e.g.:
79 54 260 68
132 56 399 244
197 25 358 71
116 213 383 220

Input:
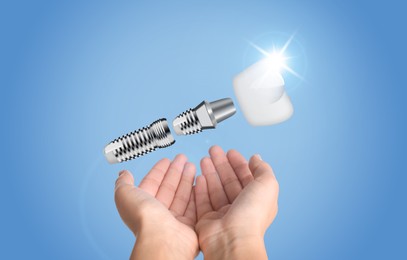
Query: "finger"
248 155 277 183
201 157 229 210
169 162 196 216
115 170 134 190
156 154 188 208
139 158 171 196
195 175 213 219
209 145 242 202
184 187 197 224
114 170 136 206
227 150 254 187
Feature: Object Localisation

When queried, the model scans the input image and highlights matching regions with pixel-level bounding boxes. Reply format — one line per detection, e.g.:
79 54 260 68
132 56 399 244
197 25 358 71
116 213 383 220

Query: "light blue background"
1 0 406 259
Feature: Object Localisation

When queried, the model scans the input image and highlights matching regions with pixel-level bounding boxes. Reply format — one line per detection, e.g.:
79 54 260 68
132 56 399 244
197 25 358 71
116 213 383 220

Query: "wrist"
132 225 197 260
201 228 267 260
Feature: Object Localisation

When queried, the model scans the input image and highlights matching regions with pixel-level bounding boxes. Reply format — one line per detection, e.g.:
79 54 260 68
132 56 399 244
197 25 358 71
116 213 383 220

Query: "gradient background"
1 0 406 259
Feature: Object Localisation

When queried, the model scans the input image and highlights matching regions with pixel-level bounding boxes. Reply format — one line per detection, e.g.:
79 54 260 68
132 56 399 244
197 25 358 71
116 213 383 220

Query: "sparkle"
248 33 305 81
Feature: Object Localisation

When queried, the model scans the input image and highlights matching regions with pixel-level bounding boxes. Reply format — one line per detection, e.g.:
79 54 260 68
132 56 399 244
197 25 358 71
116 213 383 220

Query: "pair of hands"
114 145 279 260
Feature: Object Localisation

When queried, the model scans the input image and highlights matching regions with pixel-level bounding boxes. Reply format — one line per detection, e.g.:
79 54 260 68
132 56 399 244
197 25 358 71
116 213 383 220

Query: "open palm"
115 154 198 258
194 146 279 253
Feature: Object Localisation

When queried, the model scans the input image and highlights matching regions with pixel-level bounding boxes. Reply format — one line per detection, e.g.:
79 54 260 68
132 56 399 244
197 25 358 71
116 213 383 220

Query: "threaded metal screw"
104 118 174 164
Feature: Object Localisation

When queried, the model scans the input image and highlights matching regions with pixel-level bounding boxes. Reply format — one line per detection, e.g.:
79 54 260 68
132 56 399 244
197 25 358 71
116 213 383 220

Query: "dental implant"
104 118 175 164
104 98 236 164
172 98 236 135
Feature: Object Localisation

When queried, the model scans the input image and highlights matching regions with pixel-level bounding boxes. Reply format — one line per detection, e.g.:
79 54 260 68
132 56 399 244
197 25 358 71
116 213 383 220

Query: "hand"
114 154 198 260
194 146 279 260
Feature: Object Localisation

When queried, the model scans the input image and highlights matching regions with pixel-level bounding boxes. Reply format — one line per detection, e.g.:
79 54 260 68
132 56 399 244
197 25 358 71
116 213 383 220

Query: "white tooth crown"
233 58 294 126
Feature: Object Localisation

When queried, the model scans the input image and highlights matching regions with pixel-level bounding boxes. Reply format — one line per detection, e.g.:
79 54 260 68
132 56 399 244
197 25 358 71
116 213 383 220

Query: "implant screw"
104 118 175 164
172 98 236 135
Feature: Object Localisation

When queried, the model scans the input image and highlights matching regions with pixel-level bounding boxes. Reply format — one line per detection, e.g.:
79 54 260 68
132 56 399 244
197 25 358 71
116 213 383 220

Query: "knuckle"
234 162 249 173
141 176 161 187
174 193 190 205
160 182 178 193
114 185 128 202
222 176 240 187
241 175 254 185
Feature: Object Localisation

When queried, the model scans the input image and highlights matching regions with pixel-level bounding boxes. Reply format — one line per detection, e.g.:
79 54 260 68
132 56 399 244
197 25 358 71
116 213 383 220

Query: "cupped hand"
114 154 198 260
194 146 279 258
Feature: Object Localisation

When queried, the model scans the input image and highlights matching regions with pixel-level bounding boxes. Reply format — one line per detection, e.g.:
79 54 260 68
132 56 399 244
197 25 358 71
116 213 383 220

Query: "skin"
114 146 279 260
115 154 199 260
195 146 279 260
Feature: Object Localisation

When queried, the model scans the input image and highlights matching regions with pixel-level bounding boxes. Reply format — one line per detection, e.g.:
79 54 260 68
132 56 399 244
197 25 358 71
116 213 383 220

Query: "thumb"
249 155 276 184
248 155 279 230
115 170 135 205
114 170 142 234
115 170 134 190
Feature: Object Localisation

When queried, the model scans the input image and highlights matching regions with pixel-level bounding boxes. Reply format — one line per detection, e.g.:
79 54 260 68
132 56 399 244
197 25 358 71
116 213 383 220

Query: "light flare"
248 33 304 81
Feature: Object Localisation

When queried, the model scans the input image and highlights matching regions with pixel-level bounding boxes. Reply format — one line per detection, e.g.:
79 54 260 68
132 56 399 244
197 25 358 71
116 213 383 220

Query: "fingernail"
255 154 262 161
119 170 127 176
